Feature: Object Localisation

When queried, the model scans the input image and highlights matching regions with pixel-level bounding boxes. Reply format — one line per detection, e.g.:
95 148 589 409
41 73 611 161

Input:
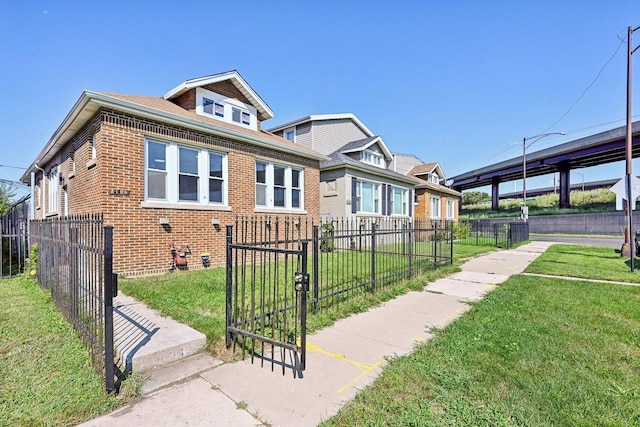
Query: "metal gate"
225 224 309 376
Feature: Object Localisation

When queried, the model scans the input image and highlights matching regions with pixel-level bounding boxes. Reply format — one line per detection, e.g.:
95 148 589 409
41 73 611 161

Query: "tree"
0 183 16 217
462 191 490 205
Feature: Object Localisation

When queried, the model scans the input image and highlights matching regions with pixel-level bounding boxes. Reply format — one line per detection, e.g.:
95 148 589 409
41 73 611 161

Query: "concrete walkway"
80 241 553 427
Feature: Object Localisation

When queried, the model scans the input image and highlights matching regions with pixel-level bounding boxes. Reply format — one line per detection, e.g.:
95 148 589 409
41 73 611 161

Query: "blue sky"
1 1 639 200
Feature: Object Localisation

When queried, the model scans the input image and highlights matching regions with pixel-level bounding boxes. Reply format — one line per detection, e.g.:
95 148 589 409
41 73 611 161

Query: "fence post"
449 221 454 264
433 221 438 267
225 225 233 348
312 225 319 313
406 223 413 278
103 225 115 394
371 222 376 294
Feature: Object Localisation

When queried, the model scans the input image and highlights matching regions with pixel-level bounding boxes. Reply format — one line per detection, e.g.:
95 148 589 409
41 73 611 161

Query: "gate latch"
294 272 309 292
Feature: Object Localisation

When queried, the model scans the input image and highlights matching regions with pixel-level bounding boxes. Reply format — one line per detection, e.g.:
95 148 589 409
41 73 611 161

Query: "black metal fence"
1 196 29 278
233 216 453 311
30 214 117 393
226 215 454 372
457 219 529 248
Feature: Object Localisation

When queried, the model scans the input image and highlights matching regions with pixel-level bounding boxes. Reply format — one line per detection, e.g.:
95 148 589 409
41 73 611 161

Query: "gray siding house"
268 114 419 219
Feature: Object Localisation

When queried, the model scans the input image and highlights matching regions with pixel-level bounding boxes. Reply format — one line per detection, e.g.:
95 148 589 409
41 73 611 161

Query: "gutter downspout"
34 164 45 219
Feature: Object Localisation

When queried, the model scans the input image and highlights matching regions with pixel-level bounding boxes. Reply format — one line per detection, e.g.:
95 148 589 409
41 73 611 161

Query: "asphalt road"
530 234 623 249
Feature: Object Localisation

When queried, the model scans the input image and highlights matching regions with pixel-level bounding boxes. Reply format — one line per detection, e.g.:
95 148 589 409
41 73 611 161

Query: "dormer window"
362 149 383 168
284 127 296 142
430 173 439 184
196 87 257 130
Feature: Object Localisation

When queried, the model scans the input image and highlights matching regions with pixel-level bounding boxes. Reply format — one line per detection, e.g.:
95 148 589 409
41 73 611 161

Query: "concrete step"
141 352 222 394
113 293 206 374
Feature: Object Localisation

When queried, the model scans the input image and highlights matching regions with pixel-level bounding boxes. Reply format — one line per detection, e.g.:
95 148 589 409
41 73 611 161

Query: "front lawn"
0 278 125 426
322 274 640 426
525 243 640 283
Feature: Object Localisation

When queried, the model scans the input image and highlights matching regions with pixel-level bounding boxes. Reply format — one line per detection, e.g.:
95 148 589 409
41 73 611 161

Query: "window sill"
141 201 233 211
86 159 97 170
254 207 307 215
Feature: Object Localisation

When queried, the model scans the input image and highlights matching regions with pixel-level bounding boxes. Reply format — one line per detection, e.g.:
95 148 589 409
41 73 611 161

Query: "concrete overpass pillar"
491 177 500 211
559 161 571 209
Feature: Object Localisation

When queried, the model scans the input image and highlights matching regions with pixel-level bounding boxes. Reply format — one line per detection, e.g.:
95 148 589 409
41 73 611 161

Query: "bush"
320 223 335 252
453 222 471 240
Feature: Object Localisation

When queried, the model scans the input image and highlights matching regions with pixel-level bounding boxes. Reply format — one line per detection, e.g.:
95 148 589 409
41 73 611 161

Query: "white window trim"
47 166 59 214
361 149 384 168
430 195 441 219
284 127 296 143
446 198 455 219
195 87 258 130
355 179 381 214
144 138 229 209
390 186 409 216
254 160 305 211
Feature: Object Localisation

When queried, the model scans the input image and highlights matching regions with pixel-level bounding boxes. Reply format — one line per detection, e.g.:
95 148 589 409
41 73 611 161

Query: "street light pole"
623 24 640 271
522 132 566 220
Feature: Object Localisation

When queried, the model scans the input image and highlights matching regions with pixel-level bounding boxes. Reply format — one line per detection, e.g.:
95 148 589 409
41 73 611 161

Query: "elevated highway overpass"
448 121 640 211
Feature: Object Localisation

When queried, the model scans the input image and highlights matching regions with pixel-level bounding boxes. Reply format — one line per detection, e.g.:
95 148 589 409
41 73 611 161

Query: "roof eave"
23 91 327 182
164 70 275 121
321 162 420 186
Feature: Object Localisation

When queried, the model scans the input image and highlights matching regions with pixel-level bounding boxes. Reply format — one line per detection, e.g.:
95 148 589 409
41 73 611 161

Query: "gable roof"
408 163 444 179
164 70 274 121
21 90 327 183
322 150 420 186
339 136 393 160
266 113 374 137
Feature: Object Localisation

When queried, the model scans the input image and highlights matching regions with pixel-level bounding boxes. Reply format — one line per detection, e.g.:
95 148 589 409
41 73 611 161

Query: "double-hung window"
145 139 227 207
446 199 455 219
430 195 441 219
255 161 304 210
391 187 408 215
355 180 380 214
179 147 199 201
47 166 59 213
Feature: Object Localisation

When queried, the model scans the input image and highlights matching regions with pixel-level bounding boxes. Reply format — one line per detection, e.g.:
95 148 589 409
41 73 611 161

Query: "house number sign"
108 189 130 196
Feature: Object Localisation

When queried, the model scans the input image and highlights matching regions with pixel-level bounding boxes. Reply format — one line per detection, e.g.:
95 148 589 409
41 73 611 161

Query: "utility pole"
623 25 640 271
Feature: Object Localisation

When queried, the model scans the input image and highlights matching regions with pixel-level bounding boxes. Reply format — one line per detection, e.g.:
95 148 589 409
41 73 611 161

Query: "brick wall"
34 108 320 276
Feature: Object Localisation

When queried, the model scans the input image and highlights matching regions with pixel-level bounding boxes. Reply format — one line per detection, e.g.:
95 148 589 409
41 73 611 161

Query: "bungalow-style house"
21 71 326 276
267 114 419 219
408 163 461 221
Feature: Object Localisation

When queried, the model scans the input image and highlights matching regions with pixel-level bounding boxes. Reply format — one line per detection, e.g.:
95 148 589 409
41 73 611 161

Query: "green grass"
322 274 640 426
120 243 497 354
0 277 124 426
461 188 616 219
525 244 640 283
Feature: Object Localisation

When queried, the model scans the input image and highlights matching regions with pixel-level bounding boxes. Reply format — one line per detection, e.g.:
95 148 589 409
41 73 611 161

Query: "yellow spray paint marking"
445 307 465 322
305 341 385 394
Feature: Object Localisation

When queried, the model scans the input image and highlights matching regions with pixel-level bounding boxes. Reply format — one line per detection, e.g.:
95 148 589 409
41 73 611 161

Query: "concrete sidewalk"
80 241 553 427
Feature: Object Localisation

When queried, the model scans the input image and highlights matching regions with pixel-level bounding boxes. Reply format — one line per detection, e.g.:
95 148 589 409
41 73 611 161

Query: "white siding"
393 154 424 175
296 123 312 148
311 119 369 154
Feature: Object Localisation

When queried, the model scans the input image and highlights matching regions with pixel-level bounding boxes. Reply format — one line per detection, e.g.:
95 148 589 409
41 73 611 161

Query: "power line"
0 164 28 170
541 30 627 134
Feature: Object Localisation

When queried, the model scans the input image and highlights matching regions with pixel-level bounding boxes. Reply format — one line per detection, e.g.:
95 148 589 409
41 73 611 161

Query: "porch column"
559 161 571 209
491 177 500 211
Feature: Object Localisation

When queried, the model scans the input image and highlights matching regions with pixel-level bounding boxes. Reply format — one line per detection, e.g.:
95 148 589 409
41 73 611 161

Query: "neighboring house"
268 114 419 219
408 163 461 221
22 70 327 276
391 153 425 176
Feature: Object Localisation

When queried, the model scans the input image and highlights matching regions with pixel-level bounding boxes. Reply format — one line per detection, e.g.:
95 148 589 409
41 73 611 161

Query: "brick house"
22 71 326 276
267 114 419 219
407 163 461 221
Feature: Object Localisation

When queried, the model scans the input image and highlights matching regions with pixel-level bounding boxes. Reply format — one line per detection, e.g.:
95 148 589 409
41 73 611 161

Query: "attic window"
430 174 439 184
284 127 296 142
196 87 257 130
362 149 383 168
